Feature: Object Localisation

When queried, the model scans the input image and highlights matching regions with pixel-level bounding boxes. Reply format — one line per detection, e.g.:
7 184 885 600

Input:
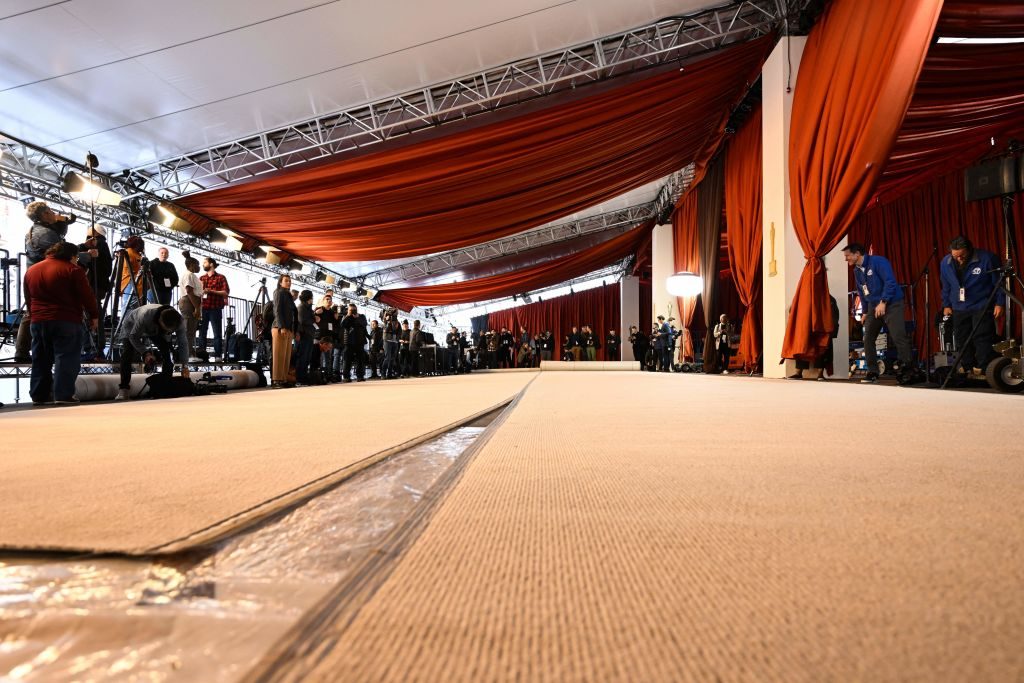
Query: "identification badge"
328 323 333 330
959 287 966 302
164 278 172 287
862 284 869 296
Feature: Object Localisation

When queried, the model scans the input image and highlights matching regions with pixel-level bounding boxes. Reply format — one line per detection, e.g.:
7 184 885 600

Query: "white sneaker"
115 389 130 401
188 356 201 363
721 370 729 374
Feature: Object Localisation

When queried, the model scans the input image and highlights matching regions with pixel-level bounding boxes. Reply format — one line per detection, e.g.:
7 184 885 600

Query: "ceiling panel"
0 0 710 169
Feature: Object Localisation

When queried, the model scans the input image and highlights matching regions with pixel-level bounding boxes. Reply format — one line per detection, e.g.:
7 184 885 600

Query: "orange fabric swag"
724 107 763 372
672 191 700 361
377 223 652 311
781 0 944 362
177 39 770 263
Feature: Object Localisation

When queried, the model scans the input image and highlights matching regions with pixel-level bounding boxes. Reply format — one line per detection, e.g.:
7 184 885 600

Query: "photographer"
653 316 670 372
15 202 77 362
408 319 426 377
446 325 461 374
295 290 316 385
114 304 189 401
537 330 554 362
628 326 648 367
381 308 401 379
368 319 384 379
339 303 369 382
79 225 112 302
567 326 582 361
713 314 734 374
119 235 147 313
399 320 412 376
498 327 514 368
605 329 621 361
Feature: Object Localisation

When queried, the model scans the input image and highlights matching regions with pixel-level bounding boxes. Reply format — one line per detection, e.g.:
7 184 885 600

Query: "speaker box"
419 347 439 374
965 156 1020 202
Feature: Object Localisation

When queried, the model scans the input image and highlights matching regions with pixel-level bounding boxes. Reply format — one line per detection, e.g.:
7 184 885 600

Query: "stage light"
62 171 122 206
355 286 368 297
287 259 305 272
264 250 283 266
207 228 243 251
147 204 192 233
666 271 703 297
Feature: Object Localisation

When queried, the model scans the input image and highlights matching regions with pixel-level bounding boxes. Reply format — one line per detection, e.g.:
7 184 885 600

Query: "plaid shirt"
200 271 229 309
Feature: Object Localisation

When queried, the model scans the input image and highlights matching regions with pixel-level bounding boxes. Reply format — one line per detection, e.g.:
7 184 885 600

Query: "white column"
761 36 806 379
651 222 675 324
619 275 640 361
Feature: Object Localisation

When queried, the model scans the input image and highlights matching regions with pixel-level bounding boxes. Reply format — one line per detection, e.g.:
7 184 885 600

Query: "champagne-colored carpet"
0 373 534 555
258 372 1024 682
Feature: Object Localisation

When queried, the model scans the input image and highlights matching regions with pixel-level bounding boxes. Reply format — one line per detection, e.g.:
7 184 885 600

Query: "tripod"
102 247 157 359
908 245 938 383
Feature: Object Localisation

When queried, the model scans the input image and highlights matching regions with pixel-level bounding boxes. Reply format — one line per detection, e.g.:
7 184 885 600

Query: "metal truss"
430 262 629 319
125 1 786 197
0 134 445 327
362 203 655 289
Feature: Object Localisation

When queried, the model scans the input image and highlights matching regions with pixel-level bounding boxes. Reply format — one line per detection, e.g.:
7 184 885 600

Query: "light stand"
908 244 937 383
84 152 104 356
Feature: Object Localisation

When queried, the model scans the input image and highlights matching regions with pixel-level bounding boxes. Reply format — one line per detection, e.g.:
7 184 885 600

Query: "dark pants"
120 335 172 389
382 339 399 377
447 348 459 373
30 320 82 402
953 308 998 371
659 347 672 371
294 334 314 383
199 307 224 358
368 347 382 377
863 300 912 374
399 347 412 375
342 345 365 380
717 346 731 371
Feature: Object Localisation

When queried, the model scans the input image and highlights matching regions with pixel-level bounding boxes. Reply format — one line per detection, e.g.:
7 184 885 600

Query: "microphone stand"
909 244 938 383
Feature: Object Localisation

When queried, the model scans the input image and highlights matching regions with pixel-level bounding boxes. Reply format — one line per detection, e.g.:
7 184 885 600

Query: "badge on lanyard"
862 284 870 296
959 287 966 302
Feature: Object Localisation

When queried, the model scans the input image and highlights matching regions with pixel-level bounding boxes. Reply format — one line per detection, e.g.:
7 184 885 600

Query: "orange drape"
672 191 700 360
872 42 1024 206
377 223 652 311
724 107 763 372
177 39 771 263
781 0 944 361
486 283 621 362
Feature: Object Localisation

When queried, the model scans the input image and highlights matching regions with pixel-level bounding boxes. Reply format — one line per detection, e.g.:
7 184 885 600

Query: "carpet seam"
241 374 540 683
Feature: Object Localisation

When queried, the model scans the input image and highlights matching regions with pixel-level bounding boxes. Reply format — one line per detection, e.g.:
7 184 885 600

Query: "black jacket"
149 259 179 303
340 313 368 347
369 325 384 350
316 306 338 342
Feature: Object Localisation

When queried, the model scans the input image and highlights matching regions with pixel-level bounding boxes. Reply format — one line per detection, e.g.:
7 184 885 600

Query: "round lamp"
666 271 703 297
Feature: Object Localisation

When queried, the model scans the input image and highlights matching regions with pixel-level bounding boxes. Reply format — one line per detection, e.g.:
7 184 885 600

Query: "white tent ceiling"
0 0 712 171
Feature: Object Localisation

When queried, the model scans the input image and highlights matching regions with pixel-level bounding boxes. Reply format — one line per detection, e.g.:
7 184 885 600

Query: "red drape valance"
872 42 1024 206
486 283 622 362
937 0 1024 37
781 0 943 361
724 107 763 372
672 191 700 360
377 223 652 310
177 39 771 263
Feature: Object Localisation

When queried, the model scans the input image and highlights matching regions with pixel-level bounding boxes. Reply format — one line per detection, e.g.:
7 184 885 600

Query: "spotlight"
207 228 243 250
147 204 192 233
666 271 703 297
287 259 305 272
62 171 122 206
264 250 283 266
521 293 532 304
315 270 337 285
355 286 368 297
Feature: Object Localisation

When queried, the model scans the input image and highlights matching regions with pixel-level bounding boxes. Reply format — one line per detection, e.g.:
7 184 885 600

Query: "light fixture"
666 271 703 297
147 204 192 233
206 228 243 251
316 270 336 285
62 171 122 206
287 259 305 272
264 250 283 266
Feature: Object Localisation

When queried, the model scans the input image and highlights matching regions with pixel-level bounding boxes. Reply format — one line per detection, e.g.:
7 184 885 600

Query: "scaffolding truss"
124 1 785 197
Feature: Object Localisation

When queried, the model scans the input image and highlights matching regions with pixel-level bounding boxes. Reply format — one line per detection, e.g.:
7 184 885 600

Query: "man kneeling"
116 304 190 400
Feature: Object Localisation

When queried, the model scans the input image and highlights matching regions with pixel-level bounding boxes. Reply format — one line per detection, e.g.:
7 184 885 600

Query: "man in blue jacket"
940 235 1004 374
843 243 913 384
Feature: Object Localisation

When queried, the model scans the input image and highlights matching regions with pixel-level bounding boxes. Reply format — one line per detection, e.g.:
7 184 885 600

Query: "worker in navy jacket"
940 235 1004 373
843 243 913 383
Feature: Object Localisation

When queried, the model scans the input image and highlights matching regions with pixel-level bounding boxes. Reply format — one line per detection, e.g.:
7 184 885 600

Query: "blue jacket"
853 254 903 306
940 249 1004 312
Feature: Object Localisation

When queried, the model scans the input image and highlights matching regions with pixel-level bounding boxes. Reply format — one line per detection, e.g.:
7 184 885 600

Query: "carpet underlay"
258 372 1024 682
0 373 535 554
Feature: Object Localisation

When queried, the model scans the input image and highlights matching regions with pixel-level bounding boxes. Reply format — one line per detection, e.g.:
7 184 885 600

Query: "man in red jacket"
23 241 100 406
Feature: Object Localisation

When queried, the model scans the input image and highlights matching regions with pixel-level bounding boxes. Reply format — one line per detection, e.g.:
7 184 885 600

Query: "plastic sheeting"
0 426 486 681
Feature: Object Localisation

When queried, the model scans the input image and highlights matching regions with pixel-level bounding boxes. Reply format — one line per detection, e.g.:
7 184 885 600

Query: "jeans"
294 334 314 383
120 335 172 389
199 307 224 358
342 345 365 380
30 320 82 402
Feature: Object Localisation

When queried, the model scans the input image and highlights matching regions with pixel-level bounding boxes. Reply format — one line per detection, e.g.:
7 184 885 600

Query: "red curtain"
781 0 944 361
177 39 771 263
724 107 763 371
937 0 1024 37
872 42 1024 206
486 283 621 362
378 223 652 310
849 167 1024 352
672 191 701 360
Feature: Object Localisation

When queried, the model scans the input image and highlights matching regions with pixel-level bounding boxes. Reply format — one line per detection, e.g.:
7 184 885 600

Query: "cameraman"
15 202 77 362
446 325 461 374
628 325 648 368
368 319 384 379
381 309 401 379
114 304 190 401
339 302 368 382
